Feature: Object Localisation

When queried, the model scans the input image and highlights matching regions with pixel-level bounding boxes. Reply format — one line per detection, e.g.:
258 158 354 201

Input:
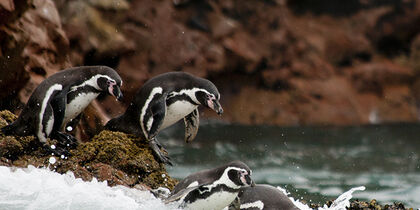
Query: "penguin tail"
1 122 18 135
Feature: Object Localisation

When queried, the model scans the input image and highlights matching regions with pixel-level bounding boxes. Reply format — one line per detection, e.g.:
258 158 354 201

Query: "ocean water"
161 122 420 208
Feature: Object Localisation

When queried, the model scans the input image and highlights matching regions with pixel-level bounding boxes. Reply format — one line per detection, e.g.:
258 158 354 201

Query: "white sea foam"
0 166 180 210
277 186 366 210
0 165 366 210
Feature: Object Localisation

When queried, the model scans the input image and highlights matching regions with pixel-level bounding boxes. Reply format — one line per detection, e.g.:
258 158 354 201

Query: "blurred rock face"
0 0 70 110
2 0 420 126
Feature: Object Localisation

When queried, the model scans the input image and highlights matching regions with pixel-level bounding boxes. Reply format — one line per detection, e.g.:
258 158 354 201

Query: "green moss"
142 170 178 190
0 110 18 125
0 136 23 159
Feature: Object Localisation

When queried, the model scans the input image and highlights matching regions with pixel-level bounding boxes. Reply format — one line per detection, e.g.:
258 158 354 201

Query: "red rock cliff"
2 0 420 128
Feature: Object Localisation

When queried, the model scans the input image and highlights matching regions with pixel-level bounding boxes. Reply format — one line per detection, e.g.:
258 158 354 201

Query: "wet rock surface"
0 110 177 190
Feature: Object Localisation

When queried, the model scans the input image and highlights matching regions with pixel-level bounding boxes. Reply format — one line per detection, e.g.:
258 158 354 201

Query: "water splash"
277 186 366 210
0 166 179 210
0 165 366 210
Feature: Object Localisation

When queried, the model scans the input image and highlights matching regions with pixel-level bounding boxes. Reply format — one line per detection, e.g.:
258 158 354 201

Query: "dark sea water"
160 122 420 208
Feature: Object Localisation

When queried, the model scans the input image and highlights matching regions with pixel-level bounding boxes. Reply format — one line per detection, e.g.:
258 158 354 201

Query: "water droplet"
49 157 56 164
50 145 56 149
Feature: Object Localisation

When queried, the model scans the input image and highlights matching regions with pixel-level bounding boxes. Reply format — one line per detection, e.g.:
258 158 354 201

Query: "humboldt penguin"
165 160 255 210
1 66 123 155
105 72 223 165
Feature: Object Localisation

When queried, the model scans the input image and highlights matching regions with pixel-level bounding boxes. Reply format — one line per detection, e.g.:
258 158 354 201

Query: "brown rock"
223 31 266 73
0 0 70 110
348 61 414 94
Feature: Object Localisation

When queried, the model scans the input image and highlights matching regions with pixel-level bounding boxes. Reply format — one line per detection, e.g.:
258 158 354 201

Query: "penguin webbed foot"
52 131 79 148
149 137 173 166
46 131 79 156
43 143 71 157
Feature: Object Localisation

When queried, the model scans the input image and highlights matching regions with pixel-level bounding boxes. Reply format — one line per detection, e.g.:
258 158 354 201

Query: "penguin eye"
107 80 116 86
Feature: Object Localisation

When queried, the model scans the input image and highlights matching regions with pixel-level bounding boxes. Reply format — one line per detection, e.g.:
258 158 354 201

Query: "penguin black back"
236 184 300 210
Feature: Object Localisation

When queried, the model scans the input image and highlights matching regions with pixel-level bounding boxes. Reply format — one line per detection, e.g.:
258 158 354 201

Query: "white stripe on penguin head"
168 88 212 105
198 166 247 194
70 74 114 92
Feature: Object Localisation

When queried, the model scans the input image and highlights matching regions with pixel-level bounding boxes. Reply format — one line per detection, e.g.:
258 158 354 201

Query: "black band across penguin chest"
159 93 199 130
63 85 101 126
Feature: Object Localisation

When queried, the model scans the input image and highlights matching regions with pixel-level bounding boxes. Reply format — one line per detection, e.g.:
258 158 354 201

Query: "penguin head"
93 66 124 101
224 161 255 188
194 86 223 115
97 76 123 101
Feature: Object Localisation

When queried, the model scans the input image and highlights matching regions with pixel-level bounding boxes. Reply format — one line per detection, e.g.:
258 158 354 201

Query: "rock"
0 111 178 189
223 31 267 73
56 0 134 66
3 0 420 127
348 61 414 94
0 0 70 111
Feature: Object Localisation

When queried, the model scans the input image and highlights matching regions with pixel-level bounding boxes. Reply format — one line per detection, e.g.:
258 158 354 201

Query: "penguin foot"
43 143 71 157
52 131 79 149
149 138 173 166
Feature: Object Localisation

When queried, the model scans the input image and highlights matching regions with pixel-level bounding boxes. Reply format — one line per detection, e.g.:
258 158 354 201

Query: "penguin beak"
208 99 223 115
110 85 123 101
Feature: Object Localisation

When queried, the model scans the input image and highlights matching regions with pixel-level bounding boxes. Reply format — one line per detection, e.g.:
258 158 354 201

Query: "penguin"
165 160 255 210
229 184 300 210
1 66 123 155
105 72 223 165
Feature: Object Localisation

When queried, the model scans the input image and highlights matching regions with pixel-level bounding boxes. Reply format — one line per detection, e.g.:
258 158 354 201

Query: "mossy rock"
0 109 177 190
72 130 177 189
0 110 38 159
0 110 18 127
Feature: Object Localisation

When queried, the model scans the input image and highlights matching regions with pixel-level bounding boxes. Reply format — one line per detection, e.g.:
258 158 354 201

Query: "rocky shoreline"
0 110 415 210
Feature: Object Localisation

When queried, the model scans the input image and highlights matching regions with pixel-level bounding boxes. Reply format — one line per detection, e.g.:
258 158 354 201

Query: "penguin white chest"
160 100 197 130
184 191 238 210
63 92 99 125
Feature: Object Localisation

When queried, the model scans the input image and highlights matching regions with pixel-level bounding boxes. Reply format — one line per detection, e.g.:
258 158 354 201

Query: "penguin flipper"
50 86 70 132
184 108 199 143
147 95 167 139
49 86 78 149
164 185 202 204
